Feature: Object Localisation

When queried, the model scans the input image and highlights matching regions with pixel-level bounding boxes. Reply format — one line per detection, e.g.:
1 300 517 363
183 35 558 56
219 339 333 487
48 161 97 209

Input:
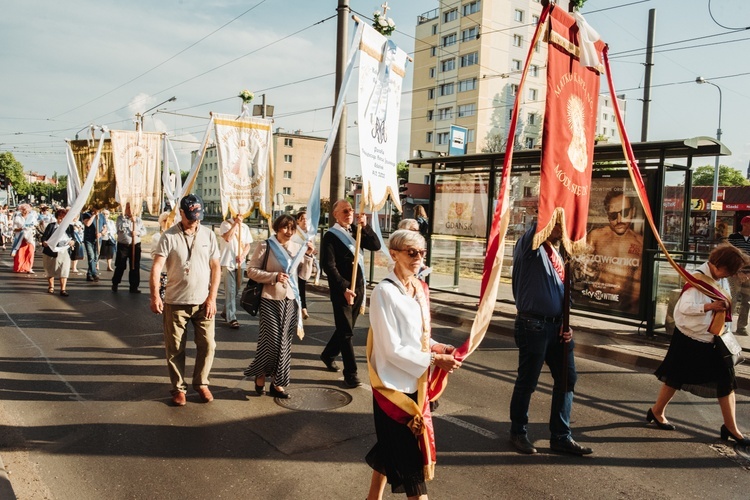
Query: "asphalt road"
0 264 749 499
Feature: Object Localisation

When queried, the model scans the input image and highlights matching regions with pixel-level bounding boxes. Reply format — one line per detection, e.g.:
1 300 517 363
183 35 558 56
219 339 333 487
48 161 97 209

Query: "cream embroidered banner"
357 24 408 212
213 113 273 218
110 130 162 216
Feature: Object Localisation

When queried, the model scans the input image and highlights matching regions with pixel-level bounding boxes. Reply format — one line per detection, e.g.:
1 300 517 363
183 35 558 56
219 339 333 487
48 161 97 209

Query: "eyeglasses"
397 248 427 259
340 208 353 214
607 208 632 221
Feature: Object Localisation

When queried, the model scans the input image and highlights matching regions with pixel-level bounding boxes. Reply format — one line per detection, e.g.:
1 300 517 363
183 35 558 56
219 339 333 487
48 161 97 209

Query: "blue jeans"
509 316 577 441
84 241 99 279
222 267 239 321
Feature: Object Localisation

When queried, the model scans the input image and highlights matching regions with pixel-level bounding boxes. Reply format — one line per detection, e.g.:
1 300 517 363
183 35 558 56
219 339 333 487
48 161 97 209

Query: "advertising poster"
571 177 646 317
433 173 488 238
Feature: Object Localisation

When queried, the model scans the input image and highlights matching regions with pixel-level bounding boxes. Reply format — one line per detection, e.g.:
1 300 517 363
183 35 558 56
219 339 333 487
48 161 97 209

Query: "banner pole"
349 195 366 306
236 222 243 290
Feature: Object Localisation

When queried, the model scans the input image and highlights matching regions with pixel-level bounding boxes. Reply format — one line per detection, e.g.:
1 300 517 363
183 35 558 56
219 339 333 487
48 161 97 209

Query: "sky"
1 0 750 181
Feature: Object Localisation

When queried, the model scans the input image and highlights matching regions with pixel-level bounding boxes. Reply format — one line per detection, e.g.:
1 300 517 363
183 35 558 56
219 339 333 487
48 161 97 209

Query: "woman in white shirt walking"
648 244 750 445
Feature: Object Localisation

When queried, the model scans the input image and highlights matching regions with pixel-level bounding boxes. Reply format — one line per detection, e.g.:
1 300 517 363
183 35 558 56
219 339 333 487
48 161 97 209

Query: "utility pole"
329 0 349 224
640 8 656 142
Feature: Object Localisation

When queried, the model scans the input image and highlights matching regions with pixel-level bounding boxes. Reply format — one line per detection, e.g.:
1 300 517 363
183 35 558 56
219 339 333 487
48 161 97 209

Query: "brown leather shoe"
171 392 187 406
196 386 214 403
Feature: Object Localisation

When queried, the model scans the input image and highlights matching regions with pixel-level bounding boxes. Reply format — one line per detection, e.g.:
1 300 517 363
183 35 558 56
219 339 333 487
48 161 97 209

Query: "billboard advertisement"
433 172 488 238
571 176 646 318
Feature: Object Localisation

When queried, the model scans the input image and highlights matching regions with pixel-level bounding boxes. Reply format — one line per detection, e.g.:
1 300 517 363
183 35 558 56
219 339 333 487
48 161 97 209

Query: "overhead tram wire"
610 35 750 60
708 0 750 31
83 14 337 126
49 0 272 120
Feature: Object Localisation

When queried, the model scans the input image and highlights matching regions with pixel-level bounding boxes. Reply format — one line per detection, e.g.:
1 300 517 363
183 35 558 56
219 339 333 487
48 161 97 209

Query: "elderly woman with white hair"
365 229 461 500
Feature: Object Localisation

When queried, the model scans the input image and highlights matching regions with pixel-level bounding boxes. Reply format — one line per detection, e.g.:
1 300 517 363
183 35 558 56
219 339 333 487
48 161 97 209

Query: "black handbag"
240 246 269 317
715 331 745 367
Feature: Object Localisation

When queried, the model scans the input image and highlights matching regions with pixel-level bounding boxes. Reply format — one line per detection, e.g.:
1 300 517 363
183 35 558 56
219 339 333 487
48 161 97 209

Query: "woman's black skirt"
365 392 427 497
654 328 736 398
99 240 116 260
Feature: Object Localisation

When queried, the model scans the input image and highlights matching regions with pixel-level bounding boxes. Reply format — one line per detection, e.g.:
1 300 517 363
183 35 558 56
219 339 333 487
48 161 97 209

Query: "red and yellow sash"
366 276 440 480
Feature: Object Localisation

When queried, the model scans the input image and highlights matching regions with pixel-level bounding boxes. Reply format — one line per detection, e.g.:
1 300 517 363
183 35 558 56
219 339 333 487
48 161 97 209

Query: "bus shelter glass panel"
662 170 687 252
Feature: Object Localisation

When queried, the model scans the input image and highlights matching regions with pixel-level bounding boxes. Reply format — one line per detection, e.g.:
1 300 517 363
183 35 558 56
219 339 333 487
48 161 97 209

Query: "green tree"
692 165 749 187
397 161 409 181
0 152 29 195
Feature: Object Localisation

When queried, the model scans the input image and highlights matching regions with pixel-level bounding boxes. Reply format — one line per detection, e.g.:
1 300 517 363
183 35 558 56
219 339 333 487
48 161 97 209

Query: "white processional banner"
213 113 273 218
110 130 162 217
357 24 408 212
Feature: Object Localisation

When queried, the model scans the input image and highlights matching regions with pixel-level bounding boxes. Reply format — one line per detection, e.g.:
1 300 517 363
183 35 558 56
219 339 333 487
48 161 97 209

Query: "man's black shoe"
344 374 362 388
111 284 118 292
86 276 94 282
550 438 593 456
129 289 141 294
509 433 538 454
320 354 340 372
93 275 100 282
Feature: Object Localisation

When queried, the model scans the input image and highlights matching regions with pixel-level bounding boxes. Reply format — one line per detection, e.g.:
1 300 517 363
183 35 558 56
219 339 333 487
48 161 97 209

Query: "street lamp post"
136 96 177 130
695 76 722 241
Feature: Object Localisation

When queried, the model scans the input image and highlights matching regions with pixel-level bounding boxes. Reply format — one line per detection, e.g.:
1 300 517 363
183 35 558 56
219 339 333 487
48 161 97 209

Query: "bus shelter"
407 137 730 335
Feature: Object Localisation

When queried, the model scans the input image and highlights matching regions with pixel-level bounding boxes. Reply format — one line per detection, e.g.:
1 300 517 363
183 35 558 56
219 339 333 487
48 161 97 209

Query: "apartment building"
193 129 330 217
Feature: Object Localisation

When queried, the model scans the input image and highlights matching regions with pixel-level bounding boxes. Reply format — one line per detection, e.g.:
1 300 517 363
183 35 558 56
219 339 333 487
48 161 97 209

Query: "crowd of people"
9 195 749 499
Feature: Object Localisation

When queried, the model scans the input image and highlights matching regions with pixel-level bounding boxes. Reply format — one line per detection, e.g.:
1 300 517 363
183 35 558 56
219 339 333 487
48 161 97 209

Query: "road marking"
0 305 85 402
435 414 500 440
100 300 116 309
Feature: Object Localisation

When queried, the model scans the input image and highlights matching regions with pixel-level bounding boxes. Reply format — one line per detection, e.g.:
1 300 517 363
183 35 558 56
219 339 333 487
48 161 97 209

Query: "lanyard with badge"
180 224 198 275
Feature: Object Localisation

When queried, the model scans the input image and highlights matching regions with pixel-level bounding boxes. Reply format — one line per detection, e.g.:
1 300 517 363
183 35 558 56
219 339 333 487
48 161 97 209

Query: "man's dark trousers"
322 291 364 377
112 243 141 291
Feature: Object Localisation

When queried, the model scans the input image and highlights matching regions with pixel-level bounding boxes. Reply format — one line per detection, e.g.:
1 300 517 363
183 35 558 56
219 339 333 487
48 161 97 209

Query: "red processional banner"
534 7 606 253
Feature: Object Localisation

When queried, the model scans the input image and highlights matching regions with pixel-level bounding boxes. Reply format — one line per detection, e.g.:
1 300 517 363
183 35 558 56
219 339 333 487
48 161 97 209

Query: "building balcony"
418 8 439 24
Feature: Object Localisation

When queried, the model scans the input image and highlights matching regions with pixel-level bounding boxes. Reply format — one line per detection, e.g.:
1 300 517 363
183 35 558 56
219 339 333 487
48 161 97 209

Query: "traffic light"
0 171 6 190
398 178 408 202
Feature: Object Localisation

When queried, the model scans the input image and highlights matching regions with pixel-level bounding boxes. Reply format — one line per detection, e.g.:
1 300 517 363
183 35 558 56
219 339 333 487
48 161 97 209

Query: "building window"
462 1 481 16
442 33 457 47
603 113 608 120
532 15 539 25
512 59 522 71
458 103 476 117
430 46 437 57
513 34 523 47
514 9 524 22
427 88 435 100
467 129 475 143
441 58 455 72
528 88 538 101
426 132 433 143
534 41 540 53
510 84 519 95
429 67 436 78
525 137 535 149
443 9 458 23
427 110 434 121
528 113 537 125
282 187 291 195
461 27 478 41
602 127 607 135
458 77 477 92
439 83 455 96
437 132 450 145
529 65 539 77
431 24 438 35
508 109 513 120
460 52 478 67
284 138 293 147
283 170 292 179
437 107 453 120
284 154 293 163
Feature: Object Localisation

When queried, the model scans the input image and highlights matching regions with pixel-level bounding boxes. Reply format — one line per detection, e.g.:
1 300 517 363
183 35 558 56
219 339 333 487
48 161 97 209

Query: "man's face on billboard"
606 194 634 236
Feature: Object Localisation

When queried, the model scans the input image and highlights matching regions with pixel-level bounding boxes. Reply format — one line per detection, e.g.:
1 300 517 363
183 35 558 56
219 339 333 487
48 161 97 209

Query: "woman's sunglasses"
397 248 427 259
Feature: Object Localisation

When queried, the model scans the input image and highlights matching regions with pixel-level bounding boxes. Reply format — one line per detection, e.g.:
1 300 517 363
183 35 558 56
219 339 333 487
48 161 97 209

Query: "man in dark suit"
320 199 381 388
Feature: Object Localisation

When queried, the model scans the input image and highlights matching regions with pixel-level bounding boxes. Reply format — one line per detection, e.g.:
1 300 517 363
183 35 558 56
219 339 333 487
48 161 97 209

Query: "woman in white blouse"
366 230 460 500
648 244 749 445
40 208 75 296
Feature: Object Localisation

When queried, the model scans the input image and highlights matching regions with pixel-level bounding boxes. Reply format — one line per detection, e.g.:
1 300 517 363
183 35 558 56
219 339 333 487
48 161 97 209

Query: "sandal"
229 319 240 329
48 287 55 294
60 290 69 297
